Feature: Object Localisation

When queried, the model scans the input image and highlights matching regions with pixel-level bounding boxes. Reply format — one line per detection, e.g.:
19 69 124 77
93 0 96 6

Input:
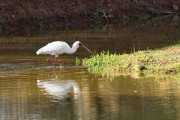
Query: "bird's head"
73 41 94 55
73 41 81 48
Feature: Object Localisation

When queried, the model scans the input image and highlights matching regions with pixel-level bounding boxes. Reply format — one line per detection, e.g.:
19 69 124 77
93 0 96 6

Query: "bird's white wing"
44 41 67 53
36 41 68 55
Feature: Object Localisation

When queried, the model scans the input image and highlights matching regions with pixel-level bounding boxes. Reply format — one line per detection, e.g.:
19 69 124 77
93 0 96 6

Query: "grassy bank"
82 44 180 79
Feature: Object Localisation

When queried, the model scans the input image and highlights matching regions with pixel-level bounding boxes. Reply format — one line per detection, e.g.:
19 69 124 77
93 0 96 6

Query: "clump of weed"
83 44 180 79
75 57 81 66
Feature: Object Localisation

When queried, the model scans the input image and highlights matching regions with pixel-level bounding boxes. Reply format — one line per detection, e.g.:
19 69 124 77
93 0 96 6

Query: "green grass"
82 44 180 79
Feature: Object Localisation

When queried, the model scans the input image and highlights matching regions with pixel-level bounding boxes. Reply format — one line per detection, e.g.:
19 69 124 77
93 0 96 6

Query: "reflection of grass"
83 44 180 79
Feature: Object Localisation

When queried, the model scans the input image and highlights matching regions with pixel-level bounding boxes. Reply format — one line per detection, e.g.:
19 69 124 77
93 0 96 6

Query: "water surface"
0 20 180 120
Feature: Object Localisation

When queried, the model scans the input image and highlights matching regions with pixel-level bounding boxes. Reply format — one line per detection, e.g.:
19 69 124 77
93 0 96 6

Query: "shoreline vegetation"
0 0 179 34
82 44 180 79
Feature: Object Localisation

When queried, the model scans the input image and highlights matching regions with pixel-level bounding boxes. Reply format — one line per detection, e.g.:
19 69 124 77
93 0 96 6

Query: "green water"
0 21 180 120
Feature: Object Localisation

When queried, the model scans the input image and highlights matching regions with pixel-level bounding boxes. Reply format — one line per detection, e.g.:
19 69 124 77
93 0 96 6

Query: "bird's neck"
66 45 78 54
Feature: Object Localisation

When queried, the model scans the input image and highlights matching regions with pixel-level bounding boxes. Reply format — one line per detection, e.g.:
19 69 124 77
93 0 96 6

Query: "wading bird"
36 41 93 69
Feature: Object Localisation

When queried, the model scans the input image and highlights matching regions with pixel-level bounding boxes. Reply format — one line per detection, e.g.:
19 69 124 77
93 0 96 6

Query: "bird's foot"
47 56 65 69
53 60 65 68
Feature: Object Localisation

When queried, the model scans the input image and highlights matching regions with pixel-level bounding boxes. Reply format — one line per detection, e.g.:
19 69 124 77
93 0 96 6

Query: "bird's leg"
47 56 58 69
47 55 54 62
53 57 64 67
53 62 57 72
47 56 64 68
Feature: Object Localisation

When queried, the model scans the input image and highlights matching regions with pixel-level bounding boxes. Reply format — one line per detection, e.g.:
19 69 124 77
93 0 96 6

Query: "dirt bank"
0 0 179 32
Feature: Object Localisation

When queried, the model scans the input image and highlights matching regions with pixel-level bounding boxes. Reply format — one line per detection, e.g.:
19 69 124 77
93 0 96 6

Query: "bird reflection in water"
37 79 81 101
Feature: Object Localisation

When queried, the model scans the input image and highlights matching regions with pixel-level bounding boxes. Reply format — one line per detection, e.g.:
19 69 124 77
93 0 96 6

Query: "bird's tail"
36 48 44 55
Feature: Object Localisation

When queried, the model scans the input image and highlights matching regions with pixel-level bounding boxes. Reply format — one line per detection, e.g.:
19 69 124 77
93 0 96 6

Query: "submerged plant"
75 57 81 66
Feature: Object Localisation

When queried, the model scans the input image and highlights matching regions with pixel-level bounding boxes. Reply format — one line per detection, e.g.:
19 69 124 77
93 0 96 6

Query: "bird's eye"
79 43 82 47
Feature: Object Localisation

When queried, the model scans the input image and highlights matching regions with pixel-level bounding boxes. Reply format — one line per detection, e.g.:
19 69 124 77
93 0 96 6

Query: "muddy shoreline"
0 0 179 34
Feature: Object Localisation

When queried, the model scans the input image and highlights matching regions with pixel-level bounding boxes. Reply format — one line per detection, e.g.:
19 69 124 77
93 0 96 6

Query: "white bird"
36 41 93 68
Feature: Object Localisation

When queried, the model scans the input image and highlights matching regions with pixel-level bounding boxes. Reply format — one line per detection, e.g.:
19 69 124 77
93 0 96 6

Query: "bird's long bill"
81 44 94 55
